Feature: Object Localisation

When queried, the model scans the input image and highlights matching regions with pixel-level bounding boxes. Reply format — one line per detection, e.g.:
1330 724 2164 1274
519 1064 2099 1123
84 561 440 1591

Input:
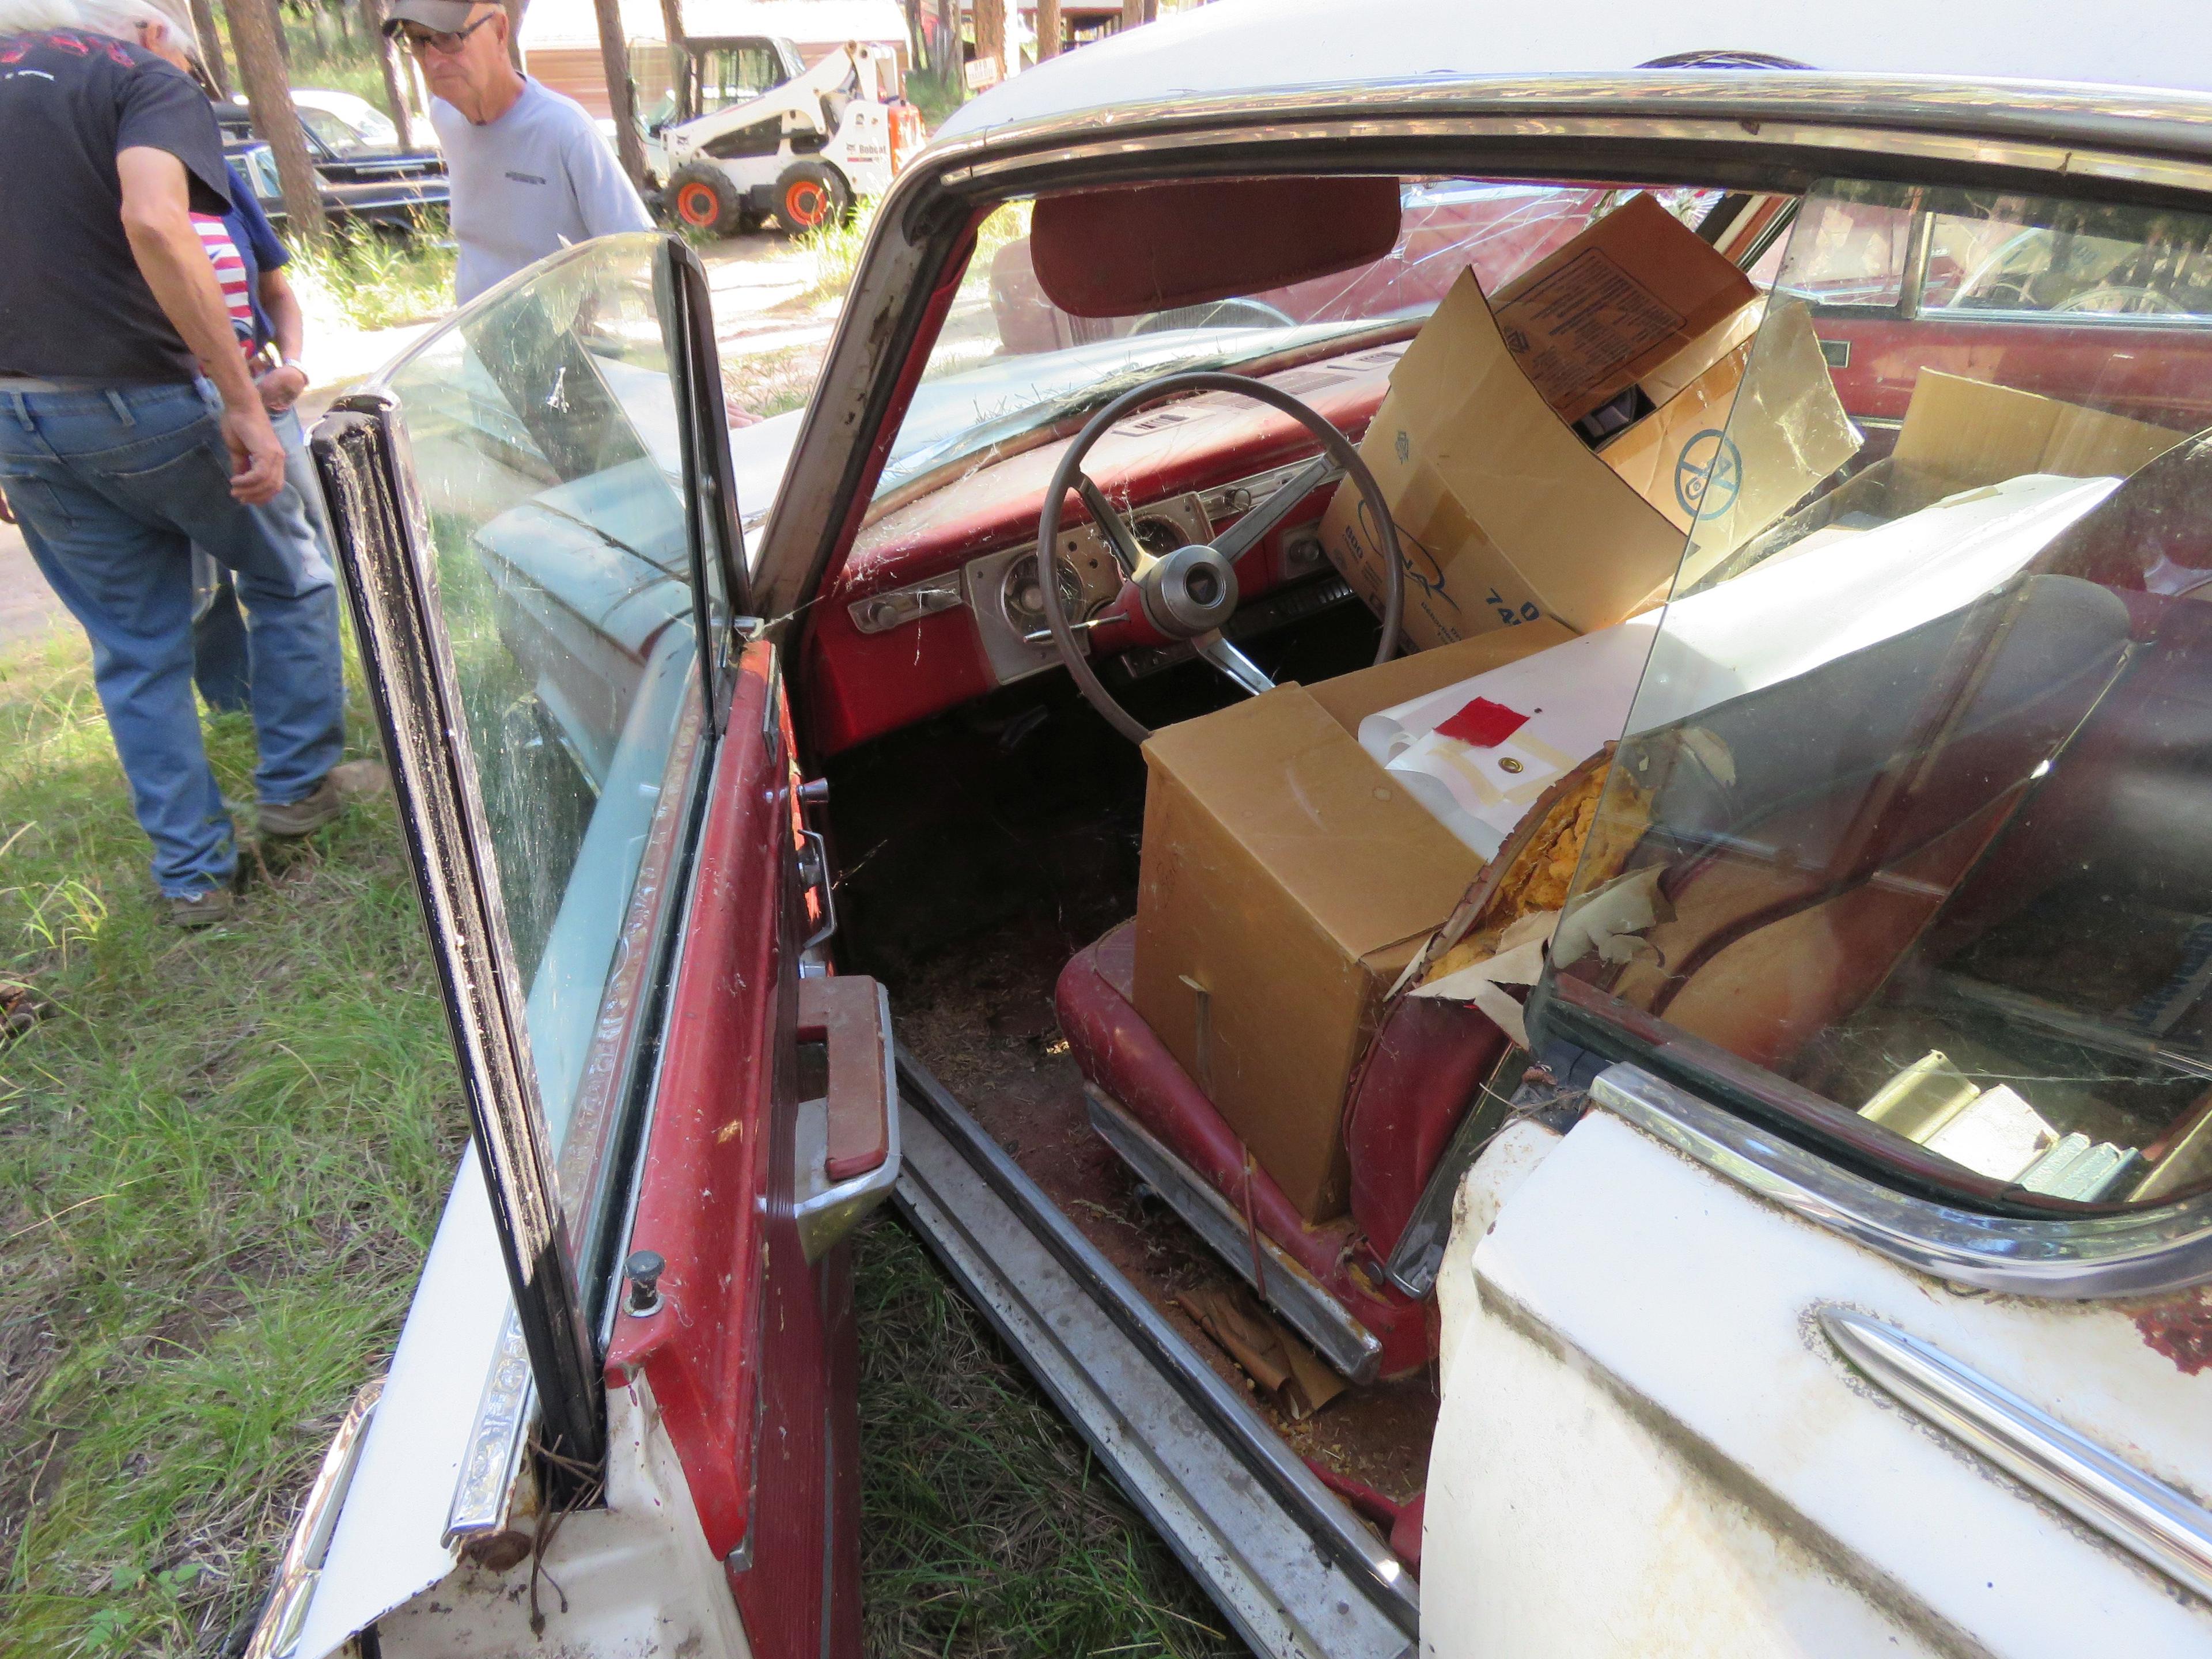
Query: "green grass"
796 197 1031 308
0 626 1234 1654
855 1218 1240 1657
0 629 466 1655
289 228 456 331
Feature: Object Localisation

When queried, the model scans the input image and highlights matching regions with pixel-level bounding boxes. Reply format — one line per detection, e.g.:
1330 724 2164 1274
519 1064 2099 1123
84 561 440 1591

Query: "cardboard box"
1710 370 2187 584
1132 629 1565 1221
1320 197 1858 652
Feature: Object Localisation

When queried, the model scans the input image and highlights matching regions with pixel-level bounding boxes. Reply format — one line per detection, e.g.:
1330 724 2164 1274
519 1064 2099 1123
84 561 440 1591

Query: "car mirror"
1029 175 1402 319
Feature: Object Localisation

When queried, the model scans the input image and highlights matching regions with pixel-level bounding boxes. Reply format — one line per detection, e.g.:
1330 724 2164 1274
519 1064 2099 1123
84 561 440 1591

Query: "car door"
278 233 885 1659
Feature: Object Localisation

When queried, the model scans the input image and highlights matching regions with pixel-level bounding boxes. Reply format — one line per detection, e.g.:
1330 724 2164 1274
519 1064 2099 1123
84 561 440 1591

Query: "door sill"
892 1047 1418 1659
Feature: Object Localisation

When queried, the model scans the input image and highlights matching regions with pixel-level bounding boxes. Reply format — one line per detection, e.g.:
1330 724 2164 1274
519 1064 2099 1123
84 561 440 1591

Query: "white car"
274 3 2212 1657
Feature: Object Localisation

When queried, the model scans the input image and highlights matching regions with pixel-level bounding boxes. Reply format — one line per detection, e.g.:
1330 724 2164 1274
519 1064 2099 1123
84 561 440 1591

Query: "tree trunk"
972 0 1001 81
590 0 647 189
304 0 325 54
1036 0 1059 58
938 0 960 96
358 0 415 150
225 0 329 244
188 0 231 96
271 0 291 66
657 0 688 121
1119 0 1141 31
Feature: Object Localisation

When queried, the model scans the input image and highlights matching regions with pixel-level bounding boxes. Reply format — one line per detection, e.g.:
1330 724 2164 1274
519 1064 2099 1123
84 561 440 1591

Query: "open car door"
267 234 891 1659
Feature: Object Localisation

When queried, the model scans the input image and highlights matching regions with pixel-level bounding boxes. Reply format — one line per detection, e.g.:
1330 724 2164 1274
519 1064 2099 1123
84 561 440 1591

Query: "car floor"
823 634 1437 1514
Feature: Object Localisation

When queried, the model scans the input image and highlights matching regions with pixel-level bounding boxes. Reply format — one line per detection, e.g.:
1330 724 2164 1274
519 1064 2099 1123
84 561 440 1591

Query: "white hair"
0 0 202 63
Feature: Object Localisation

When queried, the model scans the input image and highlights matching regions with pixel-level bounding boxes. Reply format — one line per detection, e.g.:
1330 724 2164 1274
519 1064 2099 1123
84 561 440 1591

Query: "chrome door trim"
750 71 2212 631
243 1380 382 1659
1592 1065 2212 1298
444 1309 536 1548
313 402 605 1470
1821 1309 2212 1605
1085 1086 1383 1382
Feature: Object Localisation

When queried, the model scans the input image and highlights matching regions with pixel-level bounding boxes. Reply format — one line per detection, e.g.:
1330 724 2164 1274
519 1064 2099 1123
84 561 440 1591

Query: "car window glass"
1541 177 2212 1214
300 107 364 157
381 236 707 1152
872 179 1671 507
1781 191 1914 309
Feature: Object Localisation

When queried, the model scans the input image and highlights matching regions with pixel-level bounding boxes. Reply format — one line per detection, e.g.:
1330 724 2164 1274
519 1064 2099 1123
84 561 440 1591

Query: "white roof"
938 0 2212 139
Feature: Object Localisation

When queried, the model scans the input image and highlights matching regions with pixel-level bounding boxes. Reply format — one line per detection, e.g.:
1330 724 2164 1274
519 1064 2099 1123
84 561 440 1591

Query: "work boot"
163 888 237 929
259 774 344 839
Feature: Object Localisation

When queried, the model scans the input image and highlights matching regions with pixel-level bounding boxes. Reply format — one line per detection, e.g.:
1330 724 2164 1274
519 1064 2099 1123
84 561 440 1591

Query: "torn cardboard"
1321 196 1857 650
1176 1284 1347 1419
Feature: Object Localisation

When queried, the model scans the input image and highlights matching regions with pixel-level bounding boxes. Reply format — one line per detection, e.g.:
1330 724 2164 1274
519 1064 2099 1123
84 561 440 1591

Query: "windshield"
1532 179 2212 1211
872 182 1691 506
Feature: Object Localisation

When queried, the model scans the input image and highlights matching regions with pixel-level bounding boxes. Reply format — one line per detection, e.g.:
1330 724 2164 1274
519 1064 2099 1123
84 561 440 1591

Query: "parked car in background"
218 96 448 231
273 5 2212 1657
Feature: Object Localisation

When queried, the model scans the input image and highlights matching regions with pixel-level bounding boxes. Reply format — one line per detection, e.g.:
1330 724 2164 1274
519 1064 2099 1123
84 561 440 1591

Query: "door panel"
601 642 861 1654
1424 1108 2212 1656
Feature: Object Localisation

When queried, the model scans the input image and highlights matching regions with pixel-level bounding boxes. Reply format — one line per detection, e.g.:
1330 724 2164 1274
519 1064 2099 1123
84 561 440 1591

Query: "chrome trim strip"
1085 1086 1382 1382
443 1309 536 1547
895 1050 1418 1650
244 1380 381 1659
1592 1064 2212 1298
1821 1309 2212 1604
1382 1051 1529 1298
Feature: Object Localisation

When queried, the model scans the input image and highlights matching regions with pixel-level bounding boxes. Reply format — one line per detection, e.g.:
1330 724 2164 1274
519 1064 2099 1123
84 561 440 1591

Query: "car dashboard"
801 342 1410 754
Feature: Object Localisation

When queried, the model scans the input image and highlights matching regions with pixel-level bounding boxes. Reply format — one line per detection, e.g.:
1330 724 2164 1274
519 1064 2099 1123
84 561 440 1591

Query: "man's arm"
566 120 654 239
255 267 309 413
116 146 285 505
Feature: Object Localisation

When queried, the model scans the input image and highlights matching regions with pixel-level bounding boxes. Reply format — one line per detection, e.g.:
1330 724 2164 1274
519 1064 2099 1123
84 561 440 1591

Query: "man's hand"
222 402 286 504
256 363 309 414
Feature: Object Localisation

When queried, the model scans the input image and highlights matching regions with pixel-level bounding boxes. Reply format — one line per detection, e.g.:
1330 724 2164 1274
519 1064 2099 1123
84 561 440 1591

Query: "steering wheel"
1036 371 1405 743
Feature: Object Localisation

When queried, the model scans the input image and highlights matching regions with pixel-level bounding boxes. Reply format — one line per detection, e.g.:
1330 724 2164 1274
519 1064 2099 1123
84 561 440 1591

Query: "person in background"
0 0 348 927
380 0 651 304
188 153 332 712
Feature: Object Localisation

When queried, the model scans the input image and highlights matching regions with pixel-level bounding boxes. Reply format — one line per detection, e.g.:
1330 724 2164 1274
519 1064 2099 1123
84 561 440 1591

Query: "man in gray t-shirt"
384 0 652 302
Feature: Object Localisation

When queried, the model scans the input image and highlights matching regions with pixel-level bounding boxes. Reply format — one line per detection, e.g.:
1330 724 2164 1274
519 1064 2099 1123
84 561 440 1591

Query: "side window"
383 237 708 1147
1548 178 2212 1215
1783 192 1915 309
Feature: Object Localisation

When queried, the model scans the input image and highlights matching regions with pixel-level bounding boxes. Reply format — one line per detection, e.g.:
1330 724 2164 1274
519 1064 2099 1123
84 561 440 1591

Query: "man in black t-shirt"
0 0 347 927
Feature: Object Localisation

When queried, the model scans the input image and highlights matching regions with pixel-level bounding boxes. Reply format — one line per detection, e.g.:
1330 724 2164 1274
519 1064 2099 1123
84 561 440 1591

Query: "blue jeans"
1 380 345 897
192 407 336 713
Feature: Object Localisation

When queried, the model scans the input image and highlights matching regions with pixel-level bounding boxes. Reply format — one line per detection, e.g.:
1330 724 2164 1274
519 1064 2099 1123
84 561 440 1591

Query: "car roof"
935 0 2212 141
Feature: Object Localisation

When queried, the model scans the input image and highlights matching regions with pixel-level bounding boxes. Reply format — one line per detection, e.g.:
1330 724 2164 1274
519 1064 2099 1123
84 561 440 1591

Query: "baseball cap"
381 0 480 35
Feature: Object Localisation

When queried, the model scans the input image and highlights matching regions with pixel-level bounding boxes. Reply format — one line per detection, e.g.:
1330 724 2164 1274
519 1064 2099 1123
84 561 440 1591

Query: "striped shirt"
191 211 254 345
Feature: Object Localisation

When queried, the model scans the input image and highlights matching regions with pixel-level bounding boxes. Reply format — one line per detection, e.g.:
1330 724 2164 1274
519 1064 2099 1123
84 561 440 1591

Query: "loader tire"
773 161 850 235
669 165 743 238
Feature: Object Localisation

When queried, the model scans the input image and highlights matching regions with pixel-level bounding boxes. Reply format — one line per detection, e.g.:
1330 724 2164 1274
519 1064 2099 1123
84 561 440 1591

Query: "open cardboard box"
1320 193 1859 650
1134 623 1571 1221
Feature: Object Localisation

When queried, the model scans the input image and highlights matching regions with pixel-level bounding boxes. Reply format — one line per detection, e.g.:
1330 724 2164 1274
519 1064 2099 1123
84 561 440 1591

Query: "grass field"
0 626 1226 1655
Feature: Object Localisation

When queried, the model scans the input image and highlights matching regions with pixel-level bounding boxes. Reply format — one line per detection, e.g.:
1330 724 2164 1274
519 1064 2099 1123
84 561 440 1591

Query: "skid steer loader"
653 36 922 237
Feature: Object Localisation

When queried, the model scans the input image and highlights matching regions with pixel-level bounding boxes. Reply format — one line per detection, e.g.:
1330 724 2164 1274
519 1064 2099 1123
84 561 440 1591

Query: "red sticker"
1435 696 1529 749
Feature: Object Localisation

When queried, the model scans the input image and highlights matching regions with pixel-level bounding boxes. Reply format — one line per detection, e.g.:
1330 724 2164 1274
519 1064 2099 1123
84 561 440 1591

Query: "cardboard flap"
1891 370 2185 493
1143 688 1482 961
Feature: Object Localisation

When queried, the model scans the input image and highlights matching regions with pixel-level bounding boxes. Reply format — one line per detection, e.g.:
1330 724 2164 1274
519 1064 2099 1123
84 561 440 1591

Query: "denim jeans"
191 407 336 713
1 380 345 897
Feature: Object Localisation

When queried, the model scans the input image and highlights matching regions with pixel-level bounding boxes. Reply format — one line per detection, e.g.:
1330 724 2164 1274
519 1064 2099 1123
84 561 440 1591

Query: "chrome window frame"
311 236 743 1476
747 70 2212 1293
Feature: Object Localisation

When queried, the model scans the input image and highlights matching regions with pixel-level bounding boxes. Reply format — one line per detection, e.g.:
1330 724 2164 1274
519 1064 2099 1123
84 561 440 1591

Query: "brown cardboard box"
1711 370 2188 583
1320 199 1858 652
1132 628 1566 1221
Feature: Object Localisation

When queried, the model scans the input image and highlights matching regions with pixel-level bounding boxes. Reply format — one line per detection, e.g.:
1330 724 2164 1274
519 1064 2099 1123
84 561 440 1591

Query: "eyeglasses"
392 12 495 56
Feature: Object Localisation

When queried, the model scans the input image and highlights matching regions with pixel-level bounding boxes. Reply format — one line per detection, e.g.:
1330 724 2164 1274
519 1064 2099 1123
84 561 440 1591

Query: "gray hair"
0 0 203 63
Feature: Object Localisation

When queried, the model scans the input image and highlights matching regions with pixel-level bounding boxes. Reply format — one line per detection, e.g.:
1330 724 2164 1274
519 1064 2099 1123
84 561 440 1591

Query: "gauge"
1001 556 1088 636
1131 514 1195 560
